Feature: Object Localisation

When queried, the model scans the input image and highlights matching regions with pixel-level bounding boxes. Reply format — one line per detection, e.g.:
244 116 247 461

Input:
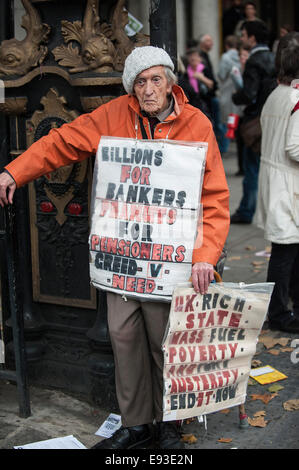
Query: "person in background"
184 47 214 118
218 35 243 155
234 1 263 38
256 32 299 334
199 34 226 153
230 44 251 175
222 0 244 40
272 24 293 55
230 21 276 224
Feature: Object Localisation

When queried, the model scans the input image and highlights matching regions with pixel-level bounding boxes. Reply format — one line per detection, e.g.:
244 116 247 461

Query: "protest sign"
162 282 274 421
89 137 207 301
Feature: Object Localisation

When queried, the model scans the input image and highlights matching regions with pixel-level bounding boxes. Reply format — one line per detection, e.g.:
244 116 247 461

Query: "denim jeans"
236 145 260 221
211 97 229 154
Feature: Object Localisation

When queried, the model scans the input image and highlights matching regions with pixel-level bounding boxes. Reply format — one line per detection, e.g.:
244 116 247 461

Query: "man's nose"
144 81 154 95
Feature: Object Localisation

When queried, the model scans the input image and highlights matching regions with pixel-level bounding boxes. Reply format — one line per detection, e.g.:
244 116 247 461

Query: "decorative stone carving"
0 0 50 76
0 97 28 115
52 0 149 73
26 88 86 226
80 96 116 113
53 0 115 73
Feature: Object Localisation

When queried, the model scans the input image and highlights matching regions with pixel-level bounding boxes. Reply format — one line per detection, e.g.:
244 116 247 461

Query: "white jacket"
256 84 299 244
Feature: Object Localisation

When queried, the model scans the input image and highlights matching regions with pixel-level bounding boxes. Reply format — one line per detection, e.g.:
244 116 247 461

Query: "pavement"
0 143 298 454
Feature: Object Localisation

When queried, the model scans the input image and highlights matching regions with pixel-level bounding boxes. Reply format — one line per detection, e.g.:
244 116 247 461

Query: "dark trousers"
237 145 260 222
107 292 170 427
267 243 299 324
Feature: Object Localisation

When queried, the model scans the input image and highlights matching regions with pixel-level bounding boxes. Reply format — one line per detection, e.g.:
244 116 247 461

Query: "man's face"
245 4 256 20
187 52 201 69
280 27 288 37
202 35 213 51
133 66 172 116
241 29 255 49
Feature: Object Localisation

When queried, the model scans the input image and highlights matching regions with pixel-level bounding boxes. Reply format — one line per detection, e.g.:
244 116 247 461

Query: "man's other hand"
192 262 214 295
0 172 16 207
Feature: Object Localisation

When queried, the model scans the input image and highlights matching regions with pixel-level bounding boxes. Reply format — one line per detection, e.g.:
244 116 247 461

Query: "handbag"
240 116 262 154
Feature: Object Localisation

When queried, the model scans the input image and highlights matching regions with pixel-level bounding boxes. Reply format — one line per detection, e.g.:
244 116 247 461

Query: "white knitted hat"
122 46 175 94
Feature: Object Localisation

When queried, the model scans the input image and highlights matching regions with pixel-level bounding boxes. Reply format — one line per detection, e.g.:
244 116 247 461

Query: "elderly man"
0 46 229 449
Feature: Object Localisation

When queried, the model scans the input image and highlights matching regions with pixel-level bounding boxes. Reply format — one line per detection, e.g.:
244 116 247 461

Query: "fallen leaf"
185 418 196 425
248 378 257 386
245 245 256 251
268 384 284 393
248 416 268 427
181 434 198 444
228 256 241 261
220 408 231 414
218 438 233 443
252 261 265 266
251 393 278 404
280 347 294 352
277 337 291 347
251 359 262 368
259 336 290 349
268 348 280 355
283 400 299 411
253 410 266 417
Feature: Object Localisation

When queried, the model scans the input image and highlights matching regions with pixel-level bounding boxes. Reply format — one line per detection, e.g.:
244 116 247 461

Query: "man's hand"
192 262 214 295
0 172 16 208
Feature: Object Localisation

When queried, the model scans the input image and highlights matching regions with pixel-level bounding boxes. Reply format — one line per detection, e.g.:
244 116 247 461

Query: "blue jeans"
211 97 229 154
236 145 260 221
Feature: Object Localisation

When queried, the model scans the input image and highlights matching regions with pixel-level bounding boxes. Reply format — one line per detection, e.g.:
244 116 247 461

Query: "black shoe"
156 422 184 449
235 170 244 176
269 313 299 334
230 213 252 224
91 425 152 449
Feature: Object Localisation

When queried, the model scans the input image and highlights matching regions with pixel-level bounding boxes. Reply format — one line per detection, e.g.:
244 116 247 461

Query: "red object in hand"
40 201 54 213
68 202 82 215
225 113 240 139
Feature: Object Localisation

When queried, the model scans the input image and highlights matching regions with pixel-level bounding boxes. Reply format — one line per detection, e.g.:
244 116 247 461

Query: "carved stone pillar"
192 0 221 71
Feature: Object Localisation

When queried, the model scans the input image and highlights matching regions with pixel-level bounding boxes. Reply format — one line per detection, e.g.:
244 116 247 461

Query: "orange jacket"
5 85 230 266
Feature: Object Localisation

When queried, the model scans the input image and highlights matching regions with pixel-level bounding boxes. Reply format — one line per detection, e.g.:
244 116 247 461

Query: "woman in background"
256 32 299 333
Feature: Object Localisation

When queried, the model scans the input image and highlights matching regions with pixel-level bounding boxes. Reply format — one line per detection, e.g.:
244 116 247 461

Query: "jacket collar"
250 44 270 56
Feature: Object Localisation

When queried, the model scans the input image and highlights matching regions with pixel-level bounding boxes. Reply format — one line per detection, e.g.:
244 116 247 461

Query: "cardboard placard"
89 137 207 301
162 282 274 421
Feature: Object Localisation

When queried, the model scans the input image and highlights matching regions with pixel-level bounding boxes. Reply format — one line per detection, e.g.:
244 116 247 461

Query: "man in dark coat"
231 21 276 224
222 0 244 39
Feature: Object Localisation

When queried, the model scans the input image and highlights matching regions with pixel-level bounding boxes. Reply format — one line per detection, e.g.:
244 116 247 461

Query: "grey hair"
276 32 299 84
164 66 177 86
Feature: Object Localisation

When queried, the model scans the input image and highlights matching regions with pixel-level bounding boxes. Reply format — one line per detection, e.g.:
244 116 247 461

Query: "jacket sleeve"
232 59 261 106
218 55 232 82
192 127 230 266
4 107 106 187
285 110 299 162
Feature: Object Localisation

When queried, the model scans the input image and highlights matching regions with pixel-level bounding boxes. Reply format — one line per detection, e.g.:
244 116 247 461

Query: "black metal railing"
0 206 31 418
